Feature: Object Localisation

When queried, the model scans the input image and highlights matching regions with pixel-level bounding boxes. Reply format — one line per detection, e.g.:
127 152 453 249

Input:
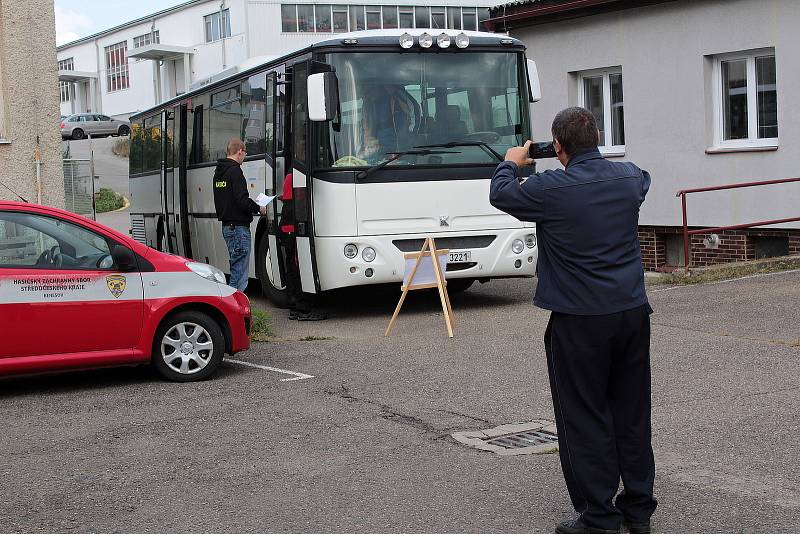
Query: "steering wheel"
36 245 61 266
463 131 502 143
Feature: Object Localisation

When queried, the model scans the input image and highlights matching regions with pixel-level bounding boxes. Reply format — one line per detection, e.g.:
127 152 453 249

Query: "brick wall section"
639 226 800 270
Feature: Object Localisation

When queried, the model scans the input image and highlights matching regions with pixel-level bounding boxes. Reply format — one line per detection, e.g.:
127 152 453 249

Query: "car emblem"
439 215 450 227
106 275 127 298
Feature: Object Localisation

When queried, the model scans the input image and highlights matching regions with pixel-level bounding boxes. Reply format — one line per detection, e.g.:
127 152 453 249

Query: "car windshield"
316 51 528 169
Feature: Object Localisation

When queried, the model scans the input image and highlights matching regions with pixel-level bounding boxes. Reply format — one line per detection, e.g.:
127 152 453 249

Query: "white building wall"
57 0 492 118
513 0 800 229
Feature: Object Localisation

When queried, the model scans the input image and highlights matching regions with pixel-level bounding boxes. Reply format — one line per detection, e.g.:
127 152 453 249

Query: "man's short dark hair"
551 107 598 156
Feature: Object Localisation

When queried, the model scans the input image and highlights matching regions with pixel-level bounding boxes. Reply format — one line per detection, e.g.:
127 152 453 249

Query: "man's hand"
259 205 267 216
504 140 534 167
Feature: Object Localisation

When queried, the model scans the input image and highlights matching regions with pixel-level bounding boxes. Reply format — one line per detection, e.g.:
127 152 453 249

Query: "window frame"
577 66 625 157
58 57 75 103
204 8 232 42
133 30 160 49
711 49 778 150
104 41 130 93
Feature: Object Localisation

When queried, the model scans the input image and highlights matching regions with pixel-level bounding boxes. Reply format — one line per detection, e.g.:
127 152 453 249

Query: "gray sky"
55 0 188 45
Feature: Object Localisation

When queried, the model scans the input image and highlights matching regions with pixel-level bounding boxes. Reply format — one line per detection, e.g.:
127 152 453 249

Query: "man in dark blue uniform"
490 107 657 534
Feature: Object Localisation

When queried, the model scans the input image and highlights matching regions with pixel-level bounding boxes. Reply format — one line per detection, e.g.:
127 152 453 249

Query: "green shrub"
95 188 125 213
250 308 274 341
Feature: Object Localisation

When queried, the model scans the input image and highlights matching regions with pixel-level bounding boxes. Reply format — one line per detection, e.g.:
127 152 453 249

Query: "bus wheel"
256 232 290 308
446 279 474 293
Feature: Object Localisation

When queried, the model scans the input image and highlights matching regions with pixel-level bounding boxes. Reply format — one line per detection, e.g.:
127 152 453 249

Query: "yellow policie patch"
106 275 127 298
215 181 227 188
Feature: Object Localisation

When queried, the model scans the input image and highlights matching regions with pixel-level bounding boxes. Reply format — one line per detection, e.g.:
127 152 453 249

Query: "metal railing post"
681 193 689 272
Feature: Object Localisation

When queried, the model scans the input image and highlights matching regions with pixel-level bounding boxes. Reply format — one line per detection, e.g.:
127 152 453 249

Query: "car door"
98 115 115 135
0 210 144 359
84 114 102 136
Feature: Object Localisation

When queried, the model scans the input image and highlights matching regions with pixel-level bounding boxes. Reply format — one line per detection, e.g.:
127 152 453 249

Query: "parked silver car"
60 113 131 140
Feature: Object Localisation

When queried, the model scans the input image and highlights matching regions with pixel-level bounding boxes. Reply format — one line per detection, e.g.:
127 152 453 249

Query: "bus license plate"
448 251 471 263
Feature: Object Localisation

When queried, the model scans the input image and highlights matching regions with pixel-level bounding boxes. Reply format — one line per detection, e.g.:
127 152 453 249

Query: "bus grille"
131 216 146 244
392 235 496 252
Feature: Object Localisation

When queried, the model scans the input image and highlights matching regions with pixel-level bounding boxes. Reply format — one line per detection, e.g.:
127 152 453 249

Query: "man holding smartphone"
489 107 656 534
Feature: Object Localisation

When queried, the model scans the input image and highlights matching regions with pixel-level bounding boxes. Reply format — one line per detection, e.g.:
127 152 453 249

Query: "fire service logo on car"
106 275 127 298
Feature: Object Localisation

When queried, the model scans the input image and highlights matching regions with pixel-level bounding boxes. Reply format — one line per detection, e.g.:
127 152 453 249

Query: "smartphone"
528 141 557 159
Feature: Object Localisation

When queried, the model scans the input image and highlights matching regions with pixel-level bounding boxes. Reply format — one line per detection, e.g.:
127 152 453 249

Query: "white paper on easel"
403 253 448 287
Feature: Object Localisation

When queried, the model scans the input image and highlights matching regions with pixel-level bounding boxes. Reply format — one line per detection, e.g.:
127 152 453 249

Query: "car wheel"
72 128 85 140
446 278 474 293
256 231 290 308
152 311 225 382
118 125 130 136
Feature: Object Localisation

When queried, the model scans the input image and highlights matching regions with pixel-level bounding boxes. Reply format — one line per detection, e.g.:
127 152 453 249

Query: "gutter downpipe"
34 137 42 205
220 1 227 71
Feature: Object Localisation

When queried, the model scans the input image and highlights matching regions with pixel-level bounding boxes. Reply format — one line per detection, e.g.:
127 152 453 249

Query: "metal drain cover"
452 420 558 456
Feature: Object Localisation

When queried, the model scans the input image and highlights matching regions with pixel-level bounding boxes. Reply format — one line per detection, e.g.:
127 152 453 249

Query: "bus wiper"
414 142 503 161
355 149 459 181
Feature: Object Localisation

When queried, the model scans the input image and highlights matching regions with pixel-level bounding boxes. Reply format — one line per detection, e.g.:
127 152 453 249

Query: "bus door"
288 60 320 294
262 71 286 290
161 105 190 257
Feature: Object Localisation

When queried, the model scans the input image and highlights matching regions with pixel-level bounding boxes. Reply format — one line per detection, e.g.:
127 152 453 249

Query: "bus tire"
256 232 291 308
446 278 474 293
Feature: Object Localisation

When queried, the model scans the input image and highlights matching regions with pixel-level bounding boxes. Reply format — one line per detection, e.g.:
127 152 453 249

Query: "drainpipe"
220 1 227 70
34 136 42 205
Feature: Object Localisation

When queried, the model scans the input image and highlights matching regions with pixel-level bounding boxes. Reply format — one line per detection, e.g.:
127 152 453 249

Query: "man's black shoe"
555 518 620 534
623 520 650 534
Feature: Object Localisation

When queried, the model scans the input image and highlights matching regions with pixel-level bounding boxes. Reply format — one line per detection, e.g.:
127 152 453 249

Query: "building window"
104 41 130 93
58 57 74 103
204 8 232 42
713 50 777 148
133 30 160 48
579 68 624 154
279 4 486 32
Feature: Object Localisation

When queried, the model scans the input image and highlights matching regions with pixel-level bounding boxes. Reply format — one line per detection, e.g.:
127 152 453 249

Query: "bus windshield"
317 51 528 169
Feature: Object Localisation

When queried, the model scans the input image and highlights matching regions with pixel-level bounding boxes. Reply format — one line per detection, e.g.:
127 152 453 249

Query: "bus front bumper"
314 229 538 291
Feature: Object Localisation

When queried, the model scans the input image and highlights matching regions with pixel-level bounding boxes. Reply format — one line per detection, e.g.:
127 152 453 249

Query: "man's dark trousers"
545 304 657 530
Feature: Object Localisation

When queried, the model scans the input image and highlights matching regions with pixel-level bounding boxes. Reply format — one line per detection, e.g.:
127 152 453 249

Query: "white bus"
128 29 541 306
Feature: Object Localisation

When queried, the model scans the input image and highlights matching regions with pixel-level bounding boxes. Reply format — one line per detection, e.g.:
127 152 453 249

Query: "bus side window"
130 120 143 174
243 73 268 156
291 62 308 170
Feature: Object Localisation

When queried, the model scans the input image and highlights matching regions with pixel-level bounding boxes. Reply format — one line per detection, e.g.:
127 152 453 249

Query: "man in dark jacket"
213 138 266 291
490 107 656 534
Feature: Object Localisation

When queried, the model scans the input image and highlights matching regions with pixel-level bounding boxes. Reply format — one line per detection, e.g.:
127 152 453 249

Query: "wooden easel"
385 236 455 338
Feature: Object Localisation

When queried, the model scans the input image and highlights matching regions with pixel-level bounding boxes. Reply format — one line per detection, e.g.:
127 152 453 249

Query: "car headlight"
511 239 525 254
186 261 226 284
525 233 536 248
362 247 376 262
344 244 358 259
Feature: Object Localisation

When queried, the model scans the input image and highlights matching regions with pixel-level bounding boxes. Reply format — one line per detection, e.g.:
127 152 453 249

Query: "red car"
0 201 251 381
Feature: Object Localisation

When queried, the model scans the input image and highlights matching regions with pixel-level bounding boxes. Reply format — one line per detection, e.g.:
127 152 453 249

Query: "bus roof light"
419 33 433 48
437 33 451 49
455 33 469 48
399 33 414 49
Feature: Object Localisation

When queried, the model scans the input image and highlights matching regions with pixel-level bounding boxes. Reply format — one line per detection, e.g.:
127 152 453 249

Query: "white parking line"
227 359 315 381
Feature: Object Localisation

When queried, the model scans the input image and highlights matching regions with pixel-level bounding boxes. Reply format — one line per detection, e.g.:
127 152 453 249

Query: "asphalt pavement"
2 272 799 533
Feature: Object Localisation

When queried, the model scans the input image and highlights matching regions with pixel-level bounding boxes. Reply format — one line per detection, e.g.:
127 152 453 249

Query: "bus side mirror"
308 72 339 122
527 59 542 103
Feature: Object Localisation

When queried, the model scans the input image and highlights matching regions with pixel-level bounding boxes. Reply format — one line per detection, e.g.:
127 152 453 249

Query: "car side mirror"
307 71 339 122
526 59 542 103
112 245 138 272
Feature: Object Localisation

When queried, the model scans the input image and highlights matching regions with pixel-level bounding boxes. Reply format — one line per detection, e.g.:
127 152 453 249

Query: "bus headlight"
419 33 433 48
511 239 525 254
455 33 469 48
399 33 414 49
437 33 451 49
186 261 226 284
344 244 358 259
525 233 536 248
362 247 376 262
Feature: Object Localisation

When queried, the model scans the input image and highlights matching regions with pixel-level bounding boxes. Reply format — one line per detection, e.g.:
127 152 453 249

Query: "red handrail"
675 177 800 271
